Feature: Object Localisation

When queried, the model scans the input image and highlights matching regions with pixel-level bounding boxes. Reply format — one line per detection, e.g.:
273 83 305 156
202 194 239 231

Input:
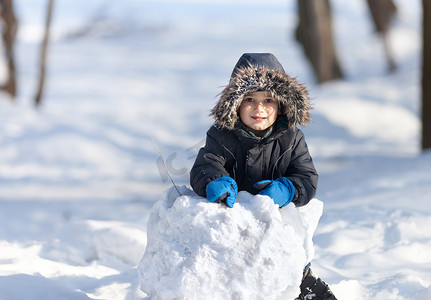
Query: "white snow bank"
0 273 92 300
314 97 419 142
138 186 323 300
42 220 147 267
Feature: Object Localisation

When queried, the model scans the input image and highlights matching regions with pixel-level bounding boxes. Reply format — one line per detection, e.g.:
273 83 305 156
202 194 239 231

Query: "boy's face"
239 91 279 131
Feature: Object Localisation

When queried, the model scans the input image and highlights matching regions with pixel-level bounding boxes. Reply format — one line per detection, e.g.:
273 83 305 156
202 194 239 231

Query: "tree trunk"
366 0 397 72
0 0 17 98
423 0 431 150
295 0 343 83
35 0 54 106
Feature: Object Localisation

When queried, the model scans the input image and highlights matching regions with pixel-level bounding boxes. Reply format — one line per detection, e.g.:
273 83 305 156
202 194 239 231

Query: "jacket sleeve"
285 129 318 207
190 126 230 197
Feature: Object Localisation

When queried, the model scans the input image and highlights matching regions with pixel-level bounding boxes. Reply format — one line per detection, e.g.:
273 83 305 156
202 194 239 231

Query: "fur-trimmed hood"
210 53 311 130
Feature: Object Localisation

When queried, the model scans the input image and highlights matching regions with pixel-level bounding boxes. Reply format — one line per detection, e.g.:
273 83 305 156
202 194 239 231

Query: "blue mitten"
206 176 238 208
254 177 295 207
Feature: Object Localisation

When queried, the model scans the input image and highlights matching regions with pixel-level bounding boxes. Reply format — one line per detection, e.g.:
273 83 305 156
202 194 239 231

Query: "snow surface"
0 0 430 299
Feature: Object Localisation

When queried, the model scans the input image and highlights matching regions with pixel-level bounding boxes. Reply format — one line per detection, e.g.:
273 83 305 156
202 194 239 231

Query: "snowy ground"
0 0 430 299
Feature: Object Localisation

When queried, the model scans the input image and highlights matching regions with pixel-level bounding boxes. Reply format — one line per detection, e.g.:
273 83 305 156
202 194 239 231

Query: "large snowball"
138 186 323 300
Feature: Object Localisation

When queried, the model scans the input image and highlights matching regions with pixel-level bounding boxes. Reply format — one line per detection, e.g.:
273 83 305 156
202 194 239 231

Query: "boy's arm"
285 130 318 207
190 127 230 197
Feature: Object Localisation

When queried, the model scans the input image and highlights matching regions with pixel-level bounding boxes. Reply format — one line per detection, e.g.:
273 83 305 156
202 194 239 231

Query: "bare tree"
366 0 397 72
0 0 17 98
295 0 343 83
35 0 54 106
423 0 431 150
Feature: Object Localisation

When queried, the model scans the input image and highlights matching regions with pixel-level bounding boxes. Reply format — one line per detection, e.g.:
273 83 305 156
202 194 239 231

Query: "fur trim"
210 65 311 130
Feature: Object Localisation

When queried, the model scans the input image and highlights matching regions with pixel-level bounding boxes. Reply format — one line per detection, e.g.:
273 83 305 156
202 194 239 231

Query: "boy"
190 53 336 300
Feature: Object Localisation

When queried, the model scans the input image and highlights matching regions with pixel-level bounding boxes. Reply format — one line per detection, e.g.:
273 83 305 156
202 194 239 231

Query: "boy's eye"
245 98 254 102
264 98 274 103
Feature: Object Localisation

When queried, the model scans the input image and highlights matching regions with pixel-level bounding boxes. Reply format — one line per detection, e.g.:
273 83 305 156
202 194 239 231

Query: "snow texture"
138 186 322 300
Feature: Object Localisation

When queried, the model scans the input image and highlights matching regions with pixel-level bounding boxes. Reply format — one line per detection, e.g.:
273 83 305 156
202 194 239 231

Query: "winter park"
0 0 431 299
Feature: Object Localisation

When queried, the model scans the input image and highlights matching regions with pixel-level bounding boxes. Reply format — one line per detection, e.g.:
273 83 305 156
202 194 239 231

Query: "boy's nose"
255 102 264 110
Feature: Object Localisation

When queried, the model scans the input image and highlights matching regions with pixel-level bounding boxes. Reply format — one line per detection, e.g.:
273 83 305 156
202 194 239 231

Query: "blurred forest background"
1 0 430 149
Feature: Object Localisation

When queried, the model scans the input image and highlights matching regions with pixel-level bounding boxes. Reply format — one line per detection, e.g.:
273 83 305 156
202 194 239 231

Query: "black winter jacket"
190 121 318 207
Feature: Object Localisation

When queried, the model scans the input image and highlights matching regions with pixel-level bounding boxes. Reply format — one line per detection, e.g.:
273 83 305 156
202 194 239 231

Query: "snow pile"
138 186 323 300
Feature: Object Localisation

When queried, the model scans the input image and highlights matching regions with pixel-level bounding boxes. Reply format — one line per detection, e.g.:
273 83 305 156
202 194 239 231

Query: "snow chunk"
138 186 323 300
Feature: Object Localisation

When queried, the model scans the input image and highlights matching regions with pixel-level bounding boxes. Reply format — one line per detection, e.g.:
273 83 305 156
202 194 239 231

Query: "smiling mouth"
252 116 266 121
